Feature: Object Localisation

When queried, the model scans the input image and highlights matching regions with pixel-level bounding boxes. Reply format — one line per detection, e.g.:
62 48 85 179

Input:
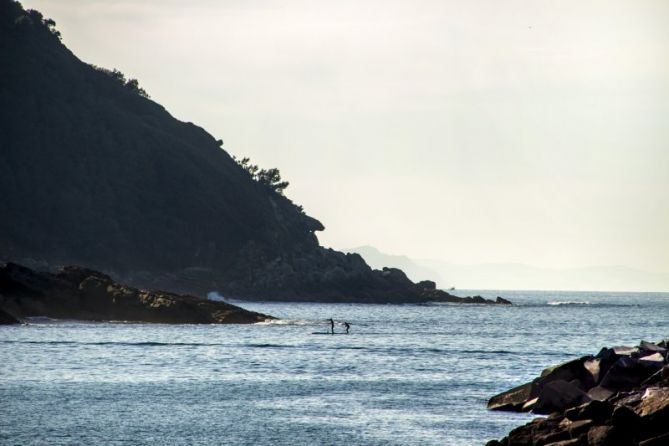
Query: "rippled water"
1 290 667 445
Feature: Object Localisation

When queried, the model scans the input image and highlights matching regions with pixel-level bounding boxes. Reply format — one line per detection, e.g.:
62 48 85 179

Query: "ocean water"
1 290 667 445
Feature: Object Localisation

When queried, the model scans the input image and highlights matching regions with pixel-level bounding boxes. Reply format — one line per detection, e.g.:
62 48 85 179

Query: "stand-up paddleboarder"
344 322 350 334
328 318 335 334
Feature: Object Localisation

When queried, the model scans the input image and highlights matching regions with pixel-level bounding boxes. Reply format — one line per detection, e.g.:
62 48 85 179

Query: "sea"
1 290 668 445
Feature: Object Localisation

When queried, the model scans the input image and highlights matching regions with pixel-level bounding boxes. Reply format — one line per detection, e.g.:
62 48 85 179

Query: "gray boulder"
487 381 538 411
533 379 591 415
600 357 663 392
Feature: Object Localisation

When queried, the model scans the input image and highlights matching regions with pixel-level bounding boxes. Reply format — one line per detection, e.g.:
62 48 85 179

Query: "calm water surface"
1 290 668 445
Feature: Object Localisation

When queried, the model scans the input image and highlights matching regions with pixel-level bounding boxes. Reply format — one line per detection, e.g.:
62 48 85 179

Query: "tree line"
91 66 151 98
232 156 289 195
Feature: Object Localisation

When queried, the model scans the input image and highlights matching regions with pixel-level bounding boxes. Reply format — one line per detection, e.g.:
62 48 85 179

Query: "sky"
24 0 669 278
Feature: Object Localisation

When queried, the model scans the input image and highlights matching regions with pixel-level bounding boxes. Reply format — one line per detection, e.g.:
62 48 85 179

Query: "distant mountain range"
347 246 669 292
344 246 444 284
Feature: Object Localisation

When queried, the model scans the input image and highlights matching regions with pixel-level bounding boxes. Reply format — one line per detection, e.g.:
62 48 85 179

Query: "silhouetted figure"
328 318 334 334
344 322 350 334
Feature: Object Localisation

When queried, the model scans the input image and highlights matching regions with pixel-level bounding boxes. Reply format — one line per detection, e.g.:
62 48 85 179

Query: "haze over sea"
2 290 667 445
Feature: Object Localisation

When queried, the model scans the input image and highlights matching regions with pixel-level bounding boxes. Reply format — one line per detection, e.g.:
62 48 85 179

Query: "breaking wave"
255 319 320 326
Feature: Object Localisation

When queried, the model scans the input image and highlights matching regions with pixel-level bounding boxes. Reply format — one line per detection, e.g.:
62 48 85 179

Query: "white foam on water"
206 291 226 302
255 318 320 326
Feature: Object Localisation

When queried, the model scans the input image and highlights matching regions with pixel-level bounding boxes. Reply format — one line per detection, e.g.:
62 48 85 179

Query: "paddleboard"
311 332 349 335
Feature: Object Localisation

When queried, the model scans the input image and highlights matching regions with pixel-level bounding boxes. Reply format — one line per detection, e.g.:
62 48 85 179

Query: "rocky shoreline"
0 261 509 325
120 258 513 305
0 262 272 324
487 340 669 445
6 258 512 306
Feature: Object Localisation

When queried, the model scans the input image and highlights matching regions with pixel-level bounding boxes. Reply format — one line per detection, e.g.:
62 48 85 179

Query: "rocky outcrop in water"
487 340 669 446
0 262 272 324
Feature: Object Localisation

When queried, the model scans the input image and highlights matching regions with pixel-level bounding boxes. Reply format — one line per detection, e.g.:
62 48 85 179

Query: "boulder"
380 267 413 285
489 357 599 413
587 386 615 402
639 353 664 363
611 405 640 431
635 387 669 421
633 388 669 442
564 400 613 423
641 366 669 387
522 397 539 412
419 287 513 305
565 419 594 437
543 438 584 446
639 341 667 355
534 428 570 445
600 357 663 392
583 358 602 384
612 346 638 356
639 432 669 446
415 280 436 291
540 356 598 390
594 348 622 383
533 380 591 415
467 295 489 304
505 423 535 446
505 417 557 446
587 426 620 446
488 381 538 411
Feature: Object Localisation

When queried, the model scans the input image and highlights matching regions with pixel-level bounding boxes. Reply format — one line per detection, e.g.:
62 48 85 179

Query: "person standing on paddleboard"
328 318 335 334
344 322 350 334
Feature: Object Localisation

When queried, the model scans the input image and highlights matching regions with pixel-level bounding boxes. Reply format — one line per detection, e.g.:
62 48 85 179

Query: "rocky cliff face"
0 262 272 324
0 0 318 282
0 307 20 324
0 1 509 304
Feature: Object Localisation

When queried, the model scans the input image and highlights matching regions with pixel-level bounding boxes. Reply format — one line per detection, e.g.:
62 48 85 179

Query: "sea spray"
206 291 226 302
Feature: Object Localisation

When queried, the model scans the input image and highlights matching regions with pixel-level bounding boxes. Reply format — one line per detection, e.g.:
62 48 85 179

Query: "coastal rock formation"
0 1 510 304
0 262 272 324
487 340 669 446
0 307 20 324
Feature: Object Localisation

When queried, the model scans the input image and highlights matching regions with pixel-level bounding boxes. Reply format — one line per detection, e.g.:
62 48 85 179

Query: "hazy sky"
25 0 669 273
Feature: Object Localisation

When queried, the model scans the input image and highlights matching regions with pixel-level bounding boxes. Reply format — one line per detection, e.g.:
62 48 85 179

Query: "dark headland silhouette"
0 1 510 306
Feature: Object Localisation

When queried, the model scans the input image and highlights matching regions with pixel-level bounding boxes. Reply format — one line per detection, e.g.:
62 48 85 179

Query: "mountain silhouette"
0 1 508 304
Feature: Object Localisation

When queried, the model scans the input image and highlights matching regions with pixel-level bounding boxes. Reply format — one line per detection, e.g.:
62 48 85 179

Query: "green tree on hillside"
90 65 150 98
256 168 289 194
232 156 290 195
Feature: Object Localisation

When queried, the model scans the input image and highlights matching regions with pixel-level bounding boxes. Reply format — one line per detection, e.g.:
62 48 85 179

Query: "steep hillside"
0 1 508 304
0 1 316 273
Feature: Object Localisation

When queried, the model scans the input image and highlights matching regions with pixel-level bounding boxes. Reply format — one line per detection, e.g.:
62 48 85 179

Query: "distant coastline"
347 246 669 293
